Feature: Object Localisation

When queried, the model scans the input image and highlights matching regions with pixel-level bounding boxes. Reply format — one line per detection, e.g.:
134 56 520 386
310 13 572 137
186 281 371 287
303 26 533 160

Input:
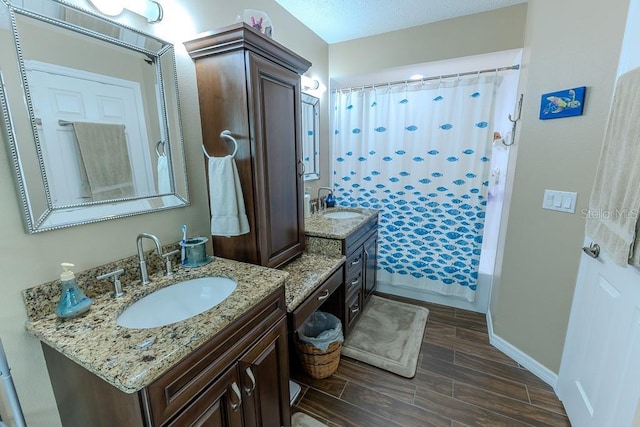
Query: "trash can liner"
297 311 344 352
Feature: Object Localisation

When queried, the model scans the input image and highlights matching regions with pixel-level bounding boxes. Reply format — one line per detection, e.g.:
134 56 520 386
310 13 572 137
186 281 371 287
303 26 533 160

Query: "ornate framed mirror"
0 0 188 233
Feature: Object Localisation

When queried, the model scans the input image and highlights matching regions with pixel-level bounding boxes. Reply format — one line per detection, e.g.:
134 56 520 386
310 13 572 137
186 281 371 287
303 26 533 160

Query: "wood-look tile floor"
291 293 570 427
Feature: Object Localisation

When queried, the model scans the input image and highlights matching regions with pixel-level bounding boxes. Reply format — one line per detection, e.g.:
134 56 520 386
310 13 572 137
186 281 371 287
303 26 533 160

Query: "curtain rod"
333 64 520 93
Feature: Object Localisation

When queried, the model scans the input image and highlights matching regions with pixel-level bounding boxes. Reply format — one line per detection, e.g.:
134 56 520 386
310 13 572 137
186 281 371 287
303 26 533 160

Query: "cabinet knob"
244 367 256 396
351 305 360 314
297 159 305 177
350 278 360 286
230 382 242 411
351 258 361 266
317 289 330 301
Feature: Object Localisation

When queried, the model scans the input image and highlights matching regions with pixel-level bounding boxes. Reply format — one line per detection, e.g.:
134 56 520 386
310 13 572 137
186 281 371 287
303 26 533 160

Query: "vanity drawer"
345 247 364 279
291 266 343 331
345 289 362 333
345 267 362 296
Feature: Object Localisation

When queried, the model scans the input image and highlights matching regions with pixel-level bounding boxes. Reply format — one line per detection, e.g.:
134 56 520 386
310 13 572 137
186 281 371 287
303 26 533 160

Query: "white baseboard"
486 309 559 390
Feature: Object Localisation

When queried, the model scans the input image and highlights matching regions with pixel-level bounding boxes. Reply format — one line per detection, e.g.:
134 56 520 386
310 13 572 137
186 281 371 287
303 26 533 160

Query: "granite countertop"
24 257 288 394
304 207 379 240
281 252 345 312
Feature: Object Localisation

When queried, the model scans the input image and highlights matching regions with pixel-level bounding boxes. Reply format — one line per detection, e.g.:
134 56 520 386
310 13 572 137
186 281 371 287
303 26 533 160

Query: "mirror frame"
0 0 189 233
301 92 320 181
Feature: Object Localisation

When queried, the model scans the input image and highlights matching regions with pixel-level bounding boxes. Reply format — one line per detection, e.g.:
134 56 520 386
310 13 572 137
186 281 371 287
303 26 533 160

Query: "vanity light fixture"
301 75 320 91
88 0 163 23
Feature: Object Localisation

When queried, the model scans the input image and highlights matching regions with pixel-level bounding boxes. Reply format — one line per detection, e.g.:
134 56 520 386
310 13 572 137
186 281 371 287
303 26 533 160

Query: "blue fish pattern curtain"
331 76 498 302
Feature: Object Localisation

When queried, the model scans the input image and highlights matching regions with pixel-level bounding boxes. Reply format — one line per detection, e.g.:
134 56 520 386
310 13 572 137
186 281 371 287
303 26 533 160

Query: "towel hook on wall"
504 93 523 147
201 130 238 158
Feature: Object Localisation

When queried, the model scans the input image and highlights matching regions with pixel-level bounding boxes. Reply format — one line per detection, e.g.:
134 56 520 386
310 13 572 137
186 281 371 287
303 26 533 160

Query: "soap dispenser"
304 187 311 218
55 262 92 319
325 192 336 208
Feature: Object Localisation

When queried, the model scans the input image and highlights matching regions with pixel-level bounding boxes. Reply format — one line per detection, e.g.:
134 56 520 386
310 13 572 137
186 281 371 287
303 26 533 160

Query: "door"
557 239 640 427
237 317 291 427
248 52 305 268
166 367 244 427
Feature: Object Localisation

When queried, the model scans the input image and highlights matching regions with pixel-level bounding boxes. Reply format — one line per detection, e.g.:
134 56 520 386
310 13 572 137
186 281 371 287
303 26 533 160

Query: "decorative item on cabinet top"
236 9 273 37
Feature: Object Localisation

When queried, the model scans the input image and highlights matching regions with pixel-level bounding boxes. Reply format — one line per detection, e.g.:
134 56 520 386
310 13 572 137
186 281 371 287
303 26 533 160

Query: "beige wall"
492 0 628 372
329 4 527 79
0 1 327 425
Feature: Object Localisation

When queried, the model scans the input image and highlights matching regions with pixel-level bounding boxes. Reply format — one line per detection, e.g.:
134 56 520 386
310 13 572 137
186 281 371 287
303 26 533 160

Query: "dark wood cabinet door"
363 232 378 303
247 52 305 268
166 367 244 427
238 316 291 427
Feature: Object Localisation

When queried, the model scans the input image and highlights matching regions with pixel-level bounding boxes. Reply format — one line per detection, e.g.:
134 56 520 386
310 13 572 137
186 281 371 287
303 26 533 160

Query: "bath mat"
292 412 328 427
341 295 429 378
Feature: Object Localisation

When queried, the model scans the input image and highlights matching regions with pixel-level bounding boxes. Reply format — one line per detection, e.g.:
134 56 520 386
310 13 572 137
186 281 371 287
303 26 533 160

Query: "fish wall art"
539 86 586 119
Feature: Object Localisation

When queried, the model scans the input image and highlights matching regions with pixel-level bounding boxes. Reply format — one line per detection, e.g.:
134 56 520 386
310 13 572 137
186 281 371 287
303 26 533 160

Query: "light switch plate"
543 189 577 213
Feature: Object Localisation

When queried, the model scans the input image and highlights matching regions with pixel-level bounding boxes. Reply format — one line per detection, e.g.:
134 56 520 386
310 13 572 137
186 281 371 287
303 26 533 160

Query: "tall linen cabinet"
185 24 311 268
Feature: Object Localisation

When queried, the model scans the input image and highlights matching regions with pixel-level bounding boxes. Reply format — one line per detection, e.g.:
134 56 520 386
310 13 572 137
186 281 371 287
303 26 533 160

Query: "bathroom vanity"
304 209 379 336
24 257 292 427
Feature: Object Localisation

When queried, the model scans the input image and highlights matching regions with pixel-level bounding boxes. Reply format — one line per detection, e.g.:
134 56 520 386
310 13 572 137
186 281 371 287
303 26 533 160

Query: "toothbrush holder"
182 237 209 266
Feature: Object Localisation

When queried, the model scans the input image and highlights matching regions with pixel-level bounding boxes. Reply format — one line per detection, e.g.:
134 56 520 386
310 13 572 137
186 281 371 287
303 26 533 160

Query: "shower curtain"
331 75 498 302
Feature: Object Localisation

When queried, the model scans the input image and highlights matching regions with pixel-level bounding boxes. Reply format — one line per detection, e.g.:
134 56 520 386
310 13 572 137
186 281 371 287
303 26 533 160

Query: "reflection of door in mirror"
27 61 155 205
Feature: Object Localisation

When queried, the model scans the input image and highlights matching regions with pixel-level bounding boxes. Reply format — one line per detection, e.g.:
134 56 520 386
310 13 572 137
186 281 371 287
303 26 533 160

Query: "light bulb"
88 0 125 16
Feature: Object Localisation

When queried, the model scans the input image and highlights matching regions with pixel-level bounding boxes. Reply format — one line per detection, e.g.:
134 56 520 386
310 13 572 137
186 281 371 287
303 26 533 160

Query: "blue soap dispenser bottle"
55 262 92 319
325 192 336 208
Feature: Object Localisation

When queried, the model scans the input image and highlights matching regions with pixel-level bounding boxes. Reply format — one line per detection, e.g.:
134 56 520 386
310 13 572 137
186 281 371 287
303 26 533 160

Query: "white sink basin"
323 211 363 220
117 277 237 329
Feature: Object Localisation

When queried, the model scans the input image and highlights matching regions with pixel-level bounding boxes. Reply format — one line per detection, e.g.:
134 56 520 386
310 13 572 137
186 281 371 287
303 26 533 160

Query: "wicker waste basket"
295 311 343 379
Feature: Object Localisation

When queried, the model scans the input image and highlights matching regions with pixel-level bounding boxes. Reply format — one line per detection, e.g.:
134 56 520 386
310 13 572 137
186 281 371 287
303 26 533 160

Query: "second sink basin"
117 277 237 329
323 210 364 220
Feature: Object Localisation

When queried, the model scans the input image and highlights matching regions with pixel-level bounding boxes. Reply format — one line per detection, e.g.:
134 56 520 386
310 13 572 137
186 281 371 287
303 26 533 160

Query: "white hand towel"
208 155 250 236
72 122 134 201
586 66 640 266
157 154 171 194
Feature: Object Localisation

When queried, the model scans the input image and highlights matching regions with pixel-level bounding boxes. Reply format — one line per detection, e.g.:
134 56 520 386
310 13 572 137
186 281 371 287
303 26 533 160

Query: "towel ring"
220 130 238 157
156 140 166 157
201 130 238 158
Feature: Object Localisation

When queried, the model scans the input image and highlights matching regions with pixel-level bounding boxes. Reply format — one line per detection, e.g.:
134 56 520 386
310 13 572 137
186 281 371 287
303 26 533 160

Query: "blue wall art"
539 86 586 119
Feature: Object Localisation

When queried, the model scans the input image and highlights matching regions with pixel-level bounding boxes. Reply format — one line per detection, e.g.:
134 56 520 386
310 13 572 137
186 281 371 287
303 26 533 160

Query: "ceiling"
273 0 527 44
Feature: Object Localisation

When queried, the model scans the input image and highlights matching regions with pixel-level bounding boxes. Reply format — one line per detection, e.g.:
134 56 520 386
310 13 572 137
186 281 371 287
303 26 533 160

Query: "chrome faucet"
136 233 163 285
317 187 333 212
